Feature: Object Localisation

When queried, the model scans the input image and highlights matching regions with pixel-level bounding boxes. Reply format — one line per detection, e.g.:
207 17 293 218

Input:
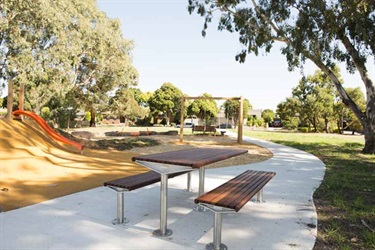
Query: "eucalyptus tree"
1 0 75 115
188 0 375 153
148 83 183 125
1 0 138 126
63 1 138 127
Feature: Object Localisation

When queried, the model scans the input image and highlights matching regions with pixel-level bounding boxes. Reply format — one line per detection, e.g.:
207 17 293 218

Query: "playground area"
0 117 271 212
0 115 325 249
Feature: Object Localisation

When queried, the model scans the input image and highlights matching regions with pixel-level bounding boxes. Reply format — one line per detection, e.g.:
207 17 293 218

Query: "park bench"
194 170 276 250
192 125 217 134
104 170 189 224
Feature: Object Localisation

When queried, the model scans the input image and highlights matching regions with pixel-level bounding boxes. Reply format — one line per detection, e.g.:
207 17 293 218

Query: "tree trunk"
324 118 329 133
90 109 96 127
6 78 13 120
362 116 375 154
337 121 342 134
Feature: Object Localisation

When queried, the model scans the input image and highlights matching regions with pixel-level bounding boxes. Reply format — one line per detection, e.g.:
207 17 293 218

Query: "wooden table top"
132 147 248 169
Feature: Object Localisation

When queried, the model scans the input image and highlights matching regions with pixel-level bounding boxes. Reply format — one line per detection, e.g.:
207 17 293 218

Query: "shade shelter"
179 96 244 143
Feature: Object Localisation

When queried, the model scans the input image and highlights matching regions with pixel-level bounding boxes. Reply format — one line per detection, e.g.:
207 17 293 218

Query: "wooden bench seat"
192 125 217 134
195 170 276 250
104 170 189 224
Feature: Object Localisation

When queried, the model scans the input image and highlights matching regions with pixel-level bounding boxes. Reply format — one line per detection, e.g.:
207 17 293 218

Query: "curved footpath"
0 135 325 250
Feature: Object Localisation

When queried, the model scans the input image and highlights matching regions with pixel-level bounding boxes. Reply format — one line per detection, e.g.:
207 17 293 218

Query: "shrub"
300 127 309 133
40 107 51 121
85 111 91 121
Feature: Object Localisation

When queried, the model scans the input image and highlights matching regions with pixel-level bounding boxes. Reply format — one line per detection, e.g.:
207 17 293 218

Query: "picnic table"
132 147 248 237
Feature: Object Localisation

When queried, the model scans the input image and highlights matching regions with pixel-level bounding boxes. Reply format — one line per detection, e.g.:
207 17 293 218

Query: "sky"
97 1 372 111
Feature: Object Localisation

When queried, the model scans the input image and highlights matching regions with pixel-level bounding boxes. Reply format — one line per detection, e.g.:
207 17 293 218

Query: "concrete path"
0 135 325 250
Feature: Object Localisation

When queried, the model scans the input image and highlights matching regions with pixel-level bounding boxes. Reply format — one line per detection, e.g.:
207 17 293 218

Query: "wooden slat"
195 170 276 212
103 170 189 191
132 148 248 169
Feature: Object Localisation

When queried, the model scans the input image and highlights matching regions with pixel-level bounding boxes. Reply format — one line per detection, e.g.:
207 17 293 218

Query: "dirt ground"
0 119 272 212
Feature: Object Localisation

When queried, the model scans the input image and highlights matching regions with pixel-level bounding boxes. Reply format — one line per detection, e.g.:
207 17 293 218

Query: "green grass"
241 129 375 249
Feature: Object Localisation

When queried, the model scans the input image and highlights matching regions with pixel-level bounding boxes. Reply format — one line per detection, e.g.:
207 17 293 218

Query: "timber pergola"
179 96 244 144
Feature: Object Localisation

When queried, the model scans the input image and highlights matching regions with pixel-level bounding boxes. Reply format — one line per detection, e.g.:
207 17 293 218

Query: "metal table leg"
194 167 207 211
153 173 173 237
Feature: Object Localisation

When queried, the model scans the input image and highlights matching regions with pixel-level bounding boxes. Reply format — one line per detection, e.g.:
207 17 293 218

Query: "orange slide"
12 110 84 153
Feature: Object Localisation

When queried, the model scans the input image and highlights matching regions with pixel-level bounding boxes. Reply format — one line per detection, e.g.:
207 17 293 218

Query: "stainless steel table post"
194 166 207 211
153 173 172 237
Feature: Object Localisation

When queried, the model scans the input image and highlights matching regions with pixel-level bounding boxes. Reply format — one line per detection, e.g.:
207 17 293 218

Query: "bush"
300 127 309 133
283 117 299 130
40 107 51 121
85 111 91 121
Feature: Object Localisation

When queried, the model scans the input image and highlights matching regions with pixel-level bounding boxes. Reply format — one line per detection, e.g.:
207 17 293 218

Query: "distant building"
248 109 263 119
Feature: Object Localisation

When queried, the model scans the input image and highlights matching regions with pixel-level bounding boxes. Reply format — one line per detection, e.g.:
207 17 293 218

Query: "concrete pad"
0 134 325 249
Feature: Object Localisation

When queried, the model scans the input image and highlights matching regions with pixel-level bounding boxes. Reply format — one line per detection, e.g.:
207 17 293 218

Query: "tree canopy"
148 82 183 125
1 0 138 125
188 0 375 153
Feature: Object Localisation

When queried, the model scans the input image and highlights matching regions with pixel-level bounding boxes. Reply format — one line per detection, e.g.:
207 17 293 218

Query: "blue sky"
98 0 371 111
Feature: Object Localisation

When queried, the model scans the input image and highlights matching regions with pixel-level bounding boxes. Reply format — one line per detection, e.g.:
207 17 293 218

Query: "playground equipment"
12 110 84 153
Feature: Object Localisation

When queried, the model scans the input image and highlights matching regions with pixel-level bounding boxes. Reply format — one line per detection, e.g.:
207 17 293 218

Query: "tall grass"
242 129 374 249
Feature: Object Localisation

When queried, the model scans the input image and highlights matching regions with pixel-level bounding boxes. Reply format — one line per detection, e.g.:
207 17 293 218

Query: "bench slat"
194 170 275 212
104 170 189 191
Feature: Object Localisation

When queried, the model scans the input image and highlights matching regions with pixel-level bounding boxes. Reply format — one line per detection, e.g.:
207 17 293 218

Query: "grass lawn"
241 129 375 249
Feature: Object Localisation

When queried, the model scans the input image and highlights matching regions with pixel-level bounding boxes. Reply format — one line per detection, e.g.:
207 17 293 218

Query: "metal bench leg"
108 187 129 225
256 188 264 203
207 212 227 250
186 172 192 192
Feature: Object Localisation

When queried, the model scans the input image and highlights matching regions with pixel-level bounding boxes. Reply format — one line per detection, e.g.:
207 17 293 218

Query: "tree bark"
90 109 96 127
6 78 13 120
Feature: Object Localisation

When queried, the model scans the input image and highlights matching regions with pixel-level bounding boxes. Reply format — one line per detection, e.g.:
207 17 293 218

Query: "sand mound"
0 119 144 212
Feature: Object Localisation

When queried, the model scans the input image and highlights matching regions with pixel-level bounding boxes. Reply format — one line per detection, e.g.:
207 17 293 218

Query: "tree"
188 0 375 154
109 88 146 126
223 98 252 126
1 0 74 116
292 69 337 132
148 83 183 125
261 109 275 125
1 0 138 126
188 93 219 126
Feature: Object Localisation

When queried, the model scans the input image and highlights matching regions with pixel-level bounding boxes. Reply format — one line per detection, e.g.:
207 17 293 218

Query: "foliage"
109 87 147 125
188 93 219 125
291 68 338 132
1 0 138 126
277 68 366 134
282 117 299 130
85 112 91 122
187 0 374 153
336 87 366 133
246 115 264 127
40 107 51 121
148 83 183 125
222 98 252 125
261 109 275 124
